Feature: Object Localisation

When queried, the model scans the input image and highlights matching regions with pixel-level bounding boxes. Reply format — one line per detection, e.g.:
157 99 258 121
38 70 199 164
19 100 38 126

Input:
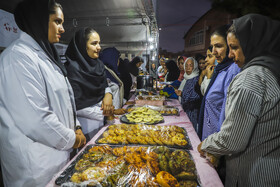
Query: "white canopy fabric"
0 0 158 55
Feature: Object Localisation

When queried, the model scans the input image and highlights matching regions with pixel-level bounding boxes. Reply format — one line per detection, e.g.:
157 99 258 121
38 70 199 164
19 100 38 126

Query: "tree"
210 0 280 20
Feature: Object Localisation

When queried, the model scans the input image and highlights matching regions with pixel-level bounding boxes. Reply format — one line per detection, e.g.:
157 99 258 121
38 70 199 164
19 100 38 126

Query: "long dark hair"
85 28 97 43
48 0 62 14
211 25 230 43
129 56 144 76
65 28 108 110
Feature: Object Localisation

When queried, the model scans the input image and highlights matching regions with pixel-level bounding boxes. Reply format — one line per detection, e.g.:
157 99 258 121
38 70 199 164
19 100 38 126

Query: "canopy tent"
0 0 159 58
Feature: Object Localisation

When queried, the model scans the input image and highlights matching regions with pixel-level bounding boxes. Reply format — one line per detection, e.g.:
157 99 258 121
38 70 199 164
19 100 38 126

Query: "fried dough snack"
112 146 127 156
88 145 112 154
75 159 94 171
98 124 188 147
156 171 179 187
70 172 82 183
81 167 106 182
69 145 197 186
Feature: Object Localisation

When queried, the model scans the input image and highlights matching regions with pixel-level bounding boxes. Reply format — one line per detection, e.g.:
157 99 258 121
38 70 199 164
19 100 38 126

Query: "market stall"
46 96 223 187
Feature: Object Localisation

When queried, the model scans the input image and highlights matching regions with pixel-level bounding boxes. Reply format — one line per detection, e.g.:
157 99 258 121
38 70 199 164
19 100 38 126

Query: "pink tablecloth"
47 99 223 187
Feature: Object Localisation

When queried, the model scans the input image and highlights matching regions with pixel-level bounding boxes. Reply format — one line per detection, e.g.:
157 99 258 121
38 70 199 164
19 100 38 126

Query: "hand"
73 129 86 149
197 142 205 157
101 93 114 116
206 153 220 167
200 69 207 77
174 89 182 96
198 142 219 167
206 65 215 79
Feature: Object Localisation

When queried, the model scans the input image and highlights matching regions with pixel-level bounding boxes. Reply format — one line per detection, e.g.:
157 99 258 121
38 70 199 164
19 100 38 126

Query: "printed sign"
0 9 22 47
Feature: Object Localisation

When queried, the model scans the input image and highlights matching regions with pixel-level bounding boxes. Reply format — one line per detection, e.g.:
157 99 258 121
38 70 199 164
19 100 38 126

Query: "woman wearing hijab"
99 47 121 84
198 14 280 187
164 59 180 82
159 59 180 98
128 56 144 89
197 25 240 141
0 0 86 186
175 57 201 130
118 58 133 100
99 47 124 108
65 28 113 141
150 62 157 79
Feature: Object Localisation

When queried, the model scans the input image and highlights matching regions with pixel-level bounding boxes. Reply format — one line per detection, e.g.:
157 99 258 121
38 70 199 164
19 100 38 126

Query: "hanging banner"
0 9 22 47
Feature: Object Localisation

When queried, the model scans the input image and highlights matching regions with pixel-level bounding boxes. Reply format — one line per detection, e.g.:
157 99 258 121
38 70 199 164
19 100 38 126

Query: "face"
205 49 216 66
178 59 185 71
86 32 101 59
227 32 246 68
185 59 194 75
198 59 206 70
162 63 167 70
160 60 165 66
48 7 64 43
211 34 227 63
136 61 143 68
152 63 156 69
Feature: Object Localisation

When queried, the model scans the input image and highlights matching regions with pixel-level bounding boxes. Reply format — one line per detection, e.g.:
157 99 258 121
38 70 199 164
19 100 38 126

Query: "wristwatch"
75 126 82 131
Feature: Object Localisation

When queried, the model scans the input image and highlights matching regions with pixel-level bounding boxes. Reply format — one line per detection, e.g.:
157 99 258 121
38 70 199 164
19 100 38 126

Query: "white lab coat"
77 103 104 141
107 79 121 109
76 87 112 141
0 32 76 187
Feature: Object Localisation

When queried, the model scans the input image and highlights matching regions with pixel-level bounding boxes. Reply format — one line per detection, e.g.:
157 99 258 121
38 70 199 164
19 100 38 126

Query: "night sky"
158 0 212 53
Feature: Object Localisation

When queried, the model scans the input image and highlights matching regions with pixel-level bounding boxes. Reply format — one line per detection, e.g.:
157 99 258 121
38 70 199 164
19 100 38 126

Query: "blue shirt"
202 63 240 140
181 76 201 130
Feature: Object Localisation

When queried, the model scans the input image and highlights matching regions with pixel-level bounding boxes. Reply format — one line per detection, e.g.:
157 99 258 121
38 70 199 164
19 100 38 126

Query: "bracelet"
75 126 82 131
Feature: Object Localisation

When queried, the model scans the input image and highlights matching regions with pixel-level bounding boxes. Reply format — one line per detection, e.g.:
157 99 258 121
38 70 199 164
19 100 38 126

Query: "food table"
47 98 223 187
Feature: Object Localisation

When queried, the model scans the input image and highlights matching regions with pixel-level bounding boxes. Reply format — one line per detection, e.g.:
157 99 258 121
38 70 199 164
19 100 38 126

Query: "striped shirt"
201 65 280 187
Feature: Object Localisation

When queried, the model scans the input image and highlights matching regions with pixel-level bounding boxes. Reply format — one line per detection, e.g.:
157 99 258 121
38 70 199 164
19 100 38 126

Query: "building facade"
183 9 237 57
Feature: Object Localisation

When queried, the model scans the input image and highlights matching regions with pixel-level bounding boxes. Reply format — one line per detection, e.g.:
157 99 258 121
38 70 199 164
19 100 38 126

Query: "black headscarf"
128 56 143 76
118 58 132 100
233 13 280 85
165 60 180 81
65 28 108 110
14 0 67 76
99 47 121 84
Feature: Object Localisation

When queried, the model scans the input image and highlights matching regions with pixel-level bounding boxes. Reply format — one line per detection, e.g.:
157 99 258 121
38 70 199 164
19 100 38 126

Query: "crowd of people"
154 15 280 186
0 0 279 186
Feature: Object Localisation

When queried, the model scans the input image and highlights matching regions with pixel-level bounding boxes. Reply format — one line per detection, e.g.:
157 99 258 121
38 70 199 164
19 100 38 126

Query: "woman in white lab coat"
65 28 114 141
0 0 85 186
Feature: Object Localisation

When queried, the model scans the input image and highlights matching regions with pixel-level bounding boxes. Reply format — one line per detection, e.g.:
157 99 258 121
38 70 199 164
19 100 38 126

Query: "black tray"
95 125 192 150
120 114 164 125
55 145 94 186
55 144 201 187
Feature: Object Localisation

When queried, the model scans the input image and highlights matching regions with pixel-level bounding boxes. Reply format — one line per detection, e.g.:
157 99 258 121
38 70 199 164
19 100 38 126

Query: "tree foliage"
210 0 280 20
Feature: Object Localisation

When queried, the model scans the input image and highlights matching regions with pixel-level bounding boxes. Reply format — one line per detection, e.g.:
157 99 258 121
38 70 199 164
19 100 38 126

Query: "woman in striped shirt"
198 14 280 187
